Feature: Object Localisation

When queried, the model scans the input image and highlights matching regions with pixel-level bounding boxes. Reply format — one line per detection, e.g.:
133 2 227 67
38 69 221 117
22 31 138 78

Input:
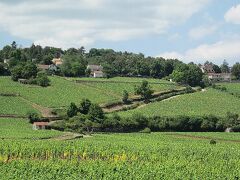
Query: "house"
87 65 104 78
37 64 49 71
18 79 28 84
93 71 104 78
52 58 63 66
200 64 214 73
3 59 10 65
208 73 231 82
32 122 49 130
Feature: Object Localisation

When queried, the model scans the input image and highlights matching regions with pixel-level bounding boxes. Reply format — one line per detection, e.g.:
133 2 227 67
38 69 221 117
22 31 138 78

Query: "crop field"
0 96 38 115
1 132 240 179
0 76 179 108
217 82 240 95
0 118 63 139
118 88 240 117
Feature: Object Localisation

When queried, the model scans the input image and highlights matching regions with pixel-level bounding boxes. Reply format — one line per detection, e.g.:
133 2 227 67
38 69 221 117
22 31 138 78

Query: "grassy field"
118 88 240 117
218 82 240 95
0 76 180 108
0 96 38 115
1 132 240 179
0 118 62 139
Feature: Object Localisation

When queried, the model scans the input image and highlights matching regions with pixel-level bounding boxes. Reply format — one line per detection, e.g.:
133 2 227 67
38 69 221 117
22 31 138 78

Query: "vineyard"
118 88 240 117
0 96 38 115
1 132 240 179
0 76 178 108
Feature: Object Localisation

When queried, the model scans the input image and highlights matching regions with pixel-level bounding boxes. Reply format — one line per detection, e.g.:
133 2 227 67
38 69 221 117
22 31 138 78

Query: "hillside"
118 88 240 117
0 76 179 110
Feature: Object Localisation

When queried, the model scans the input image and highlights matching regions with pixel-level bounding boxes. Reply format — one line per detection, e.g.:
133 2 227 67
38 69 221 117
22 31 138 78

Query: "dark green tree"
79 99 92 115
88 104 104 123
67 103 78 118
232 63 240 80
134 80 154 102
35 71 50 87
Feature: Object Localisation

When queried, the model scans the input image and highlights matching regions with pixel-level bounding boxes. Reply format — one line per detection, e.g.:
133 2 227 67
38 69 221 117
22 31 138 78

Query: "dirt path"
167 133 240 143
19 97 58 118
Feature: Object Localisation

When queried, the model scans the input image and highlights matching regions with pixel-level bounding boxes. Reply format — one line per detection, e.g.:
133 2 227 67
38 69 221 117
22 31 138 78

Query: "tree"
79 99 92 115
134 80 154 102
226 112 239 127
221 60 230 73
10 64 24 81
88 104 104 123
232 63 240 80
67 103 78 118
22 62 38 79
35 71 50 87
122 90 129 104
0 63 6 75
212 64 221 73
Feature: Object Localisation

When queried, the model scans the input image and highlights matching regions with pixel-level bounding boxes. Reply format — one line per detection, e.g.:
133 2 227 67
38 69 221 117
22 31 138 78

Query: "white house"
93 71 104 78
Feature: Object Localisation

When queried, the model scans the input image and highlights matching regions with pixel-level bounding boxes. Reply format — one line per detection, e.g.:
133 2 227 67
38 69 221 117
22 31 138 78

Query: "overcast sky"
0 0 240 64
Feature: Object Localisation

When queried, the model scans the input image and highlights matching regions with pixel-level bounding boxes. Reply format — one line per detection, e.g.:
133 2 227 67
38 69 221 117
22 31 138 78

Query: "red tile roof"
33 122 49 126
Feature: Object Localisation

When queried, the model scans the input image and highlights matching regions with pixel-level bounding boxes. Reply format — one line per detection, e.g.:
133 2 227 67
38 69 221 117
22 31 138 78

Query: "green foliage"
27 111 40 123
79 99 92 115
134 80 154 101
171 64 203 86
35 71 50 87
67 103 78 118
232 63 240 80
122 90 129 104
119 89 240 117
88 104 104 123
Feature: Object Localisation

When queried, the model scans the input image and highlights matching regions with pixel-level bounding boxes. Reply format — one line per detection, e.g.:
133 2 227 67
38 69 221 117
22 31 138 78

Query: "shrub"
88 104 104 123
67 103 78 118
122 90 129 104
210 139 217 145
79 99 92 114
27 111 40 123
35 72 50 87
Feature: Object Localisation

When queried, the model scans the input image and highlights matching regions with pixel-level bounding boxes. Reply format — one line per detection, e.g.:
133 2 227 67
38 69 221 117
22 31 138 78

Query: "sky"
0 0 240 65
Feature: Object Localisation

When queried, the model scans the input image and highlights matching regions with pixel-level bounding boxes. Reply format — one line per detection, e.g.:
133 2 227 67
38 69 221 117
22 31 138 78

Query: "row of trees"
53 100 240 133
0 42 205 86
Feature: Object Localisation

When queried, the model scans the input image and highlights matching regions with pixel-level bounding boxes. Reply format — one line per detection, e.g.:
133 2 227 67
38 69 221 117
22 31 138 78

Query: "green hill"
118 88 240 117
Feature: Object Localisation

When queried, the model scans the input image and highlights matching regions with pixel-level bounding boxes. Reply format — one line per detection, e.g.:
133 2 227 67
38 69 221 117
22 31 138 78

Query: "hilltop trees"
232 63 240 80
171 64 203 86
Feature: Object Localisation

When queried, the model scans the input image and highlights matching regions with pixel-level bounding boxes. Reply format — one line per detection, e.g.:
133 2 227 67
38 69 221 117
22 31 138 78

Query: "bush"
140 127 151 133
27 111 40 123
210 139 217 145
67 103 78 118
35 72 50 87
122 90 129 104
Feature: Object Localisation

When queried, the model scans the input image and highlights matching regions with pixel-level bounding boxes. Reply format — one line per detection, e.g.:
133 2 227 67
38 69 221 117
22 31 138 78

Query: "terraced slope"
118 88 240 117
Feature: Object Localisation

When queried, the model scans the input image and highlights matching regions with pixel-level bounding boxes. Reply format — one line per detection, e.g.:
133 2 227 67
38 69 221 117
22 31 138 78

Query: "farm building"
32 122 49 130
87 65 103 72
37 64 50 71
200 64 214 73
93 71 104 78
87 65 104 78
208 73 231 82
52 58 63 66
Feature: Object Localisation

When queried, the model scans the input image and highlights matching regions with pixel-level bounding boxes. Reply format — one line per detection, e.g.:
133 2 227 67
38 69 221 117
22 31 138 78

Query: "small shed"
37 64 50 71
33 122 49 130
18 79 28 84
93 71 104 78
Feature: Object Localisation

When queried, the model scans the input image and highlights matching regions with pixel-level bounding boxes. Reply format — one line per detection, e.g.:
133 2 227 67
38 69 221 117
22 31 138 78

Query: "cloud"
188 25 218 40
225 4 240 24
158 39 240 64
0 0 211 49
